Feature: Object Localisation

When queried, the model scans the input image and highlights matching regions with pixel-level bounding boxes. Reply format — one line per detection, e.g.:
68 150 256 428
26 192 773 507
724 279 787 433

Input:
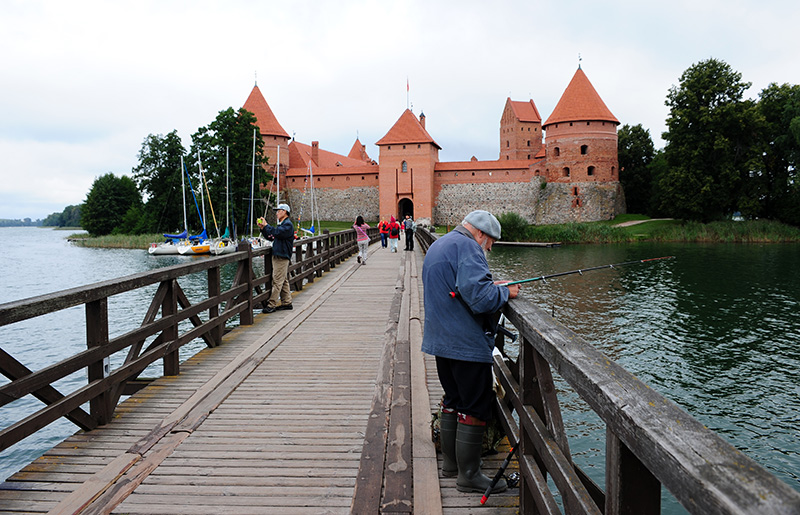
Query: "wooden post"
323 229 331 271
208 265 221 347
239 241 254 326
86 298 112 425
605 429 661 515
162 279 179 376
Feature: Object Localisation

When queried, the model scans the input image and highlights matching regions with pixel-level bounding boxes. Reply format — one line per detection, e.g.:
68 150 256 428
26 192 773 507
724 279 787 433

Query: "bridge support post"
605 429 661 515
208 266 221 346
162 279 179 376
86 298 112 425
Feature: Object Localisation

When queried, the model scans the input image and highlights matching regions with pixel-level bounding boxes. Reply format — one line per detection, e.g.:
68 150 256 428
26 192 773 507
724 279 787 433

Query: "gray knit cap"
463 210 501 240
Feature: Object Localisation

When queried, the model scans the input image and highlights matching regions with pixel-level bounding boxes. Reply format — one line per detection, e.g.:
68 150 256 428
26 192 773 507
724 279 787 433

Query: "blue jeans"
380 233 388 247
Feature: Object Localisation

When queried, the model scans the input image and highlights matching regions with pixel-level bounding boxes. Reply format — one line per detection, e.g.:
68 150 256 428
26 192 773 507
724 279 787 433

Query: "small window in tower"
569 122 573 126
527 154 530 159
506 141 510 148
588 166 595 176
527 141 531 147
403 145 406 149
317 177 321 181
362 176 365 180
581 145 588 155
346 177 350 181
587 122 591 126
418 144 421 148
611 166 616 177
572 186 579 195
554 147 560 156
472 172 475 176
563 167 570 177
388 145 391 150
506 156 509 160
402 161 408 173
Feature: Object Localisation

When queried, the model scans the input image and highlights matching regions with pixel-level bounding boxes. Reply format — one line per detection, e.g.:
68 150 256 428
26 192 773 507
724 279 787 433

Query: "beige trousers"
268 256 292 308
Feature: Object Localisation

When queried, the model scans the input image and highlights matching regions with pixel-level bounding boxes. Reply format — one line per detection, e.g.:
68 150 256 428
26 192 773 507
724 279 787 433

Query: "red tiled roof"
287 140 377 173
434 158 544 172
347 138 372 162
508 99 541 122
242 85 290 138
375 109 441 149
543 68 619 126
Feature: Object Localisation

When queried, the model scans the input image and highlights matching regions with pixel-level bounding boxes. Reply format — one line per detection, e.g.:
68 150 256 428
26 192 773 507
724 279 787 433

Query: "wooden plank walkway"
0 242 519 514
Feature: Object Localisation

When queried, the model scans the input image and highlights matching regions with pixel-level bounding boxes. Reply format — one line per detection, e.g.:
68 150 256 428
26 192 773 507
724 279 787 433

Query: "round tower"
542 68 619 183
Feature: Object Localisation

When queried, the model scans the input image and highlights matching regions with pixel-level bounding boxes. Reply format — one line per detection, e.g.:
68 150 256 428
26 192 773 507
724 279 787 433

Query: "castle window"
472 172 475 176
587 122 591 126
506 141 510 148
346 177 350 181
506 156 509 160
581 145 588 155
527 154 530 159
362 176 365 180
611 166 616 177
569 122 573 126
417 144 420 148
403 145 406 149
573 186 579 195
402 161 408 173
317 177 321 181
527 140 531 147
554 147 560 157
587 166 595 176
563 167 570 178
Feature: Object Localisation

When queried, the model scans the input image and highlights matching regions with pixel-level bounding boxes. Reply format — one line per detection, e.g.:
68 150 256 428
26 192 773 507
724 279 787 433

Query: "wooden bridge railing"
0 227 375 453
416 227 800 515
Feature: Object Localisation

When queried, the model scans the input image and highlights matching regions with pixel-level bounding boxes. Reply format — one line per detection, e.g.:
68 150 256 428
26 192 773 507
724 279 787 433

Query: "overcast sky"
2 0 799 220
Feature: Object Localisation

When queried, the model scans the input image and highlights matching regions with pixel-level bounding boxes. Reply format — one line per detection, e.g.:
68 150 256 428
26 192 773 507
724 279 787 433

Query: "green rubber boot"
455 421 507 494
439 410 458 477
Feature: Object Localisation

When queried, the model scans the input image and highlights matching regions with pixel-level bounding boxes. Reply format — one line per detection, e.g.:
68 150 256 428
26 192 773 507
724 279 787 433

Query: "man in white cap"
257 203 295 313
421 210 520 494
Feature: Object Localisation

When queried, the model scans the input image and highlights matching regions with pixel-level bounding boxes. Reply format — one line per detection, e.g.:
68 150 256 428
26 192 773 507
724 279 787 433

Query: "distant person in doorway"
403 214 416 251
421 210 520 494
353 215 370 265
257 203 295 313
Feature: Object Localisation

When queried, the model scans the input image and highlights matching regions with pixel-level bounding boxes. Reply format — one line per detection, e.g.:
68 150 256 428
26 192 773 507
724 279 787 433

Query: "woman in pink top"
353 215 371 265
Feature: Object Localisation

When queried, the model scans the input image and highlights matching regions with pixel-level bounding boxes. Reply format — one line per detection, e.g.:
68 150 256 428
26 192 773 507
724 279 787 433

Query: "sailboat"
211 147 237 255
148 156 190 255
297 161 320 238
178 151 212 255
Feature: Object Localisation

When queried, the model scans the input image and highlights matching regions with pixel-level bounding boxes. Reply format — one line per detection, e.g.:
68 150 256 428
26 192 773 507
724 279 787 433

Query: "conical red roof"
376 109 441 149
242 85 290 138
544 68 618 126
348 138 372 162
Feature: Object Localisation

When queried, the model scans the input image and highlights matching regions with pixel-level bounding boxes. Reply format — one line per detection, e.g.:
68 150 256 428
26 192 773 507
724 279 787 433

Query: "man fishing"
421 210 520 494
257 203 294 313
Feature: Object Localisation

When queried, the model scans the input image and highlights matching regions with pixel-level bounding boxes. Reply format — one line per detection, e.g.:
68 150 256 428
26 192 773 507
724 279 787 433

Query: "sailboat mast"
225 146 230 231
181 155 188 235
250 129 256 237
276 144 280 206
197 150 207 234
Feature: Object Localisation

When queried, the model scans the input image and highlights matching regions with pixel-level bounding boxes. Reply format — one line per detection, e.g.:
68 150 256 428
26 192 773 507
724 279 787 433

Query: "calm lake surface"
1 227 798 513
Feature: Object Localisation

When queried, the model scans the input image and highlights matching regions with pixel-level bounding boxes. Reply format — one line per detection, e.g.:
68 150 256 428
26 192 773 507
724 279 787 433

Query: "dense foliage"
131 131 187 234
42 205 82 227
81 173 142 236
617 124 656 215
188 108 270 238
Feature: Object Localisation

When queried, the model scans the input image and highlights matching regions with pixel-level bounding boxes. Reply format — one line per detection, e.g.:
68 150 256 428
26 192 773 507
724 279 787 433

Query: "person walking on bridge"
421 210 520 494
257 203 295 313
387 215 401 253
353 215 370 265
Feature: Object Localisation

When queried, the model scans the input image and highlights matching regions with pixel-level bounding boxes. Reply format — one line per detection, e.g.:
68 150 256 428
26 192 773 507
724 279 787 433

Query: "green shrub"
497 212 529 241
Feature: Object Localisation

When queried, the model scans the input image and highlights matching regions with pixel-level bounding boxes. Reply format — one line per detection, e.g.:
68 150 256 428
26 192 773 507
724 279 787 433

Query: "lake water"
1 228 798 513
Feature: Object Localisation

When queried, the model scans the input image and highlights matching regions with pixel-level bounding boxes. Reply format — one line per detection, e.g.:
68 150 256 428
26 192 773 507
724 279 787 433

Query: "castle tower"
542 68 619 183
500 98 543 160
242 85 291 177
375 110 440 223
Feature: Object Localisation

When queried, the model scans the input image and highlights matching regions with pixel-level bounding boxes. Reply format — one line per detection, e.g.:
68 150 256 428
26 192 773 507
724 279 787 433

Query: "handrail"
416 227 800 514
0 227 371 453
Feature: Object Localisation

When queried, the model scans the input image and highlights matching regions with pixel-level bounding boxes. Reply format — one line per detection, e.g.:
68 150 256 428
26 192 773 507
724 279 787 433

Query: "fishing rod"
480 442 518 505
449 256 674 298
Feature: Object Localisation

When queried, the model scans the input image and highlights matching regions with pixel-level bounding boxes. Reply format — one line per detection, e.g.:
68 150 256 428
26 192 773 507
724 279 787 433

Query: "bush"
497 212 529 241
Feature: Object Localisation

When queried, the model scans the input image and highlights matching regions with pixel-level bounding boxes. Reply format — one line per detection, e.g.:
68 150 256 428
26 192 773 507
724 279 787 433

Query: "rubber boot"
455 421 507 494
439 409 458 477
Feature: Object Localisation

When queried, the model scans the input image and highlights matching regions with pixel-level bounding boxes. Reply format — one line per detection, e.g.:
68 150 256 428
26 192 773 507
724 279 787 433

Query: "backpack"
390 224 399 237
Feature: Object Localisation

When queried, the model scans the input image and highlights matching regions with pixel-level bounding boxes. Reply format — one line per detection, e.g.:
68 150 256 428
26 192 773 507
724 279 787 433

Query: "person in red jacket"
378 218 389 248
387 216 401 253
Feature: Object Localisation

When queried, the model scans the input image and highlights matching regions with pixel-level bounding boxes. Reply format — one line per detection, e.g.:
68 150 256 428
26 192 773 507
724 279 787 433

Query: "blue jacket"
260 218 294 259
421 226 509 363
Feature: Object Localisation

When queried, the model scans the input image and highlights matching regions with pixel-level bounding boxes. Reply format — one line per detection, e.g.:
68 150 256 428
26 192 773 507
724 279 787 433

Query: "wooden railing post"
86 298 112 425
606 429 661 515
323 229 331 271
208 265 221 346
162 279 179 376
239 241 254 326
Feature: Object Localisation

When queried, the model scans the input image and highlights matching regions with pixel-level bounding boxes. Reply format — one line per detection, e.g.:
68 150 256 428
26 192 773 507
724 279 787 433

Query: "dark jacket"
260 218 294 259
421 225 509 363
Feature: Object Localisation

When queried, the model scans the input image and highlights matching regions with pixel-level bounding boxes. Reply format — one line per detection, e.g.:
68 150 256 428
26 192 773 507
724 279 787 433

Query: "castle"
242 67 625 227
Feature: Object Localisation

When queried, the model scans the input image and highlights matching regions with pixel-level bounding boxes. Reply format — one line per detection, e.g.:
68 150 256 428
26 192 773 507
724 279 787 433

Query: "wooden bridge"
2 228 799 514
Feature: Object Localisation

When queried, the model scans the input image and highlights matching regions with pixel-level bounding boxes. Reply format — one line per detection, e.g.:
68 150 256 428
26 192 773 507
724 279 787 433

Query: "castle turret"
375 109 440 222
500 98 543 161
542 68 619 183
243 84 290 176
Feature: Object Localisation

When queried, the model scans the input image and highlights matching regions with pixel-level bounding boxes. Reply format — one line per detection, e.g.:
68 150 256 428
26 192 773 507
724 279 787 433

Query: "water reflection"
488 242 800 511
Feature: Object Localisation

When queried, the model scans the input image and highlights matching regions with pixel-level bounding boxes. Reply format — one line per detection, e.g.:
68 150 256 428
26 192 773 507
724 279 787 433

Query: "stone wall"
433 178 625 226
285 186 380 222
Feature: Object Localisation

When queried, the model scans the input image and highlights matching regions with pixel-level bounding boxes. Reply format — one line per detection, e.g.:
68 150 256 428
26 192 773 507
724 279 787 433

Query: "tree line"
619 58 800 226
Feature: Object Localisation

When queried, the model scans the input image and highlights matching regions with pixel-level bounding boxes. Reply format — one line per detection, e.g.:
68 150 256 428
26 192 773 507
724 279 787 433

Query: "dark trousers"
405 229 414 250
435 356 494 421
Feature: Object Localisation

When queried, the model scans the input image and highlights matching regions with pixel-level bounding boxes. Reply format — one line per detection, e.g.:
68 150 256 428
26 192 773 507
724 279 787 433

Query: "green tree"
131 131 187 234
42 204 82 227
81 173 142 236
660 58 760 222
618 124 656 215
754 82 800 225
188 108 269 238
